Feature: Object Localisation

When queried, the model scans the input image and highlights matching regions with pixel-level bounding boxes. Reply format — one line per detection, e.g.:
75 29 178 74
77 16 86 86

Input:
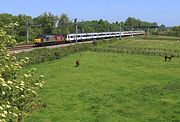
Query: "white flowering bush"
0 23 45 121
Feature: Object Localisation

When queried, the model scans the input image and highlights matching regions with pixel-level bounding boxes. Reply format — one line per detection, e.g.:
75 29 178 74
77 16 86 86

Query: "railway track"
8 44 34 52
8 37 135 53
8 41 94 53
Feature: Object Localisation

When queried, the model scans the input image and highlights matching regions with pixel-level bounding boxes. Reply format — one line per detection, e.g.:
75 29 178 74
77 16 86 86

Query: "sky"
0 0 179 26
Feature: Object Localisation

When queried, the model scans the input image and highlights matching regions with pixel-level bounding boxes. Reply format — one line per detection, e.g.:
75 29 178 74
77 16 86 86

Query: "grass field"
100 38 180 50
24 51 180 122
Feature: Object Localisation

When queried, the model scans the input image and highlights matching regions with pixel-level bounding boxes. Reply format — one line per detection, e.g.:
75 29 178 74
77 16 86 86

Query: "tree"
34 12 57 35
14 14 33 42
124 17 138 26
0 14 14 26
57 14 70 35
0 14 17 37
0 23 45 121
172 26 180 36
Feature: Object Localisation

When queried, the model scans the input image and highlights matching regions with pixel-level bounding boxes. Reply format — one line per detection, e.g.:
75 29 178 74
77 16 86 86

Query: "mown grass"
24 51 180 122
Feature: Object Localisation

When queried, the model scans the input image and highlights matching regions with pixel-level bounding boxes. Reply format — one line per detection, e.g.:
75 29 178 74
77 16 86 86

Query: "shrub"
0 23 45 121
16 43 92 66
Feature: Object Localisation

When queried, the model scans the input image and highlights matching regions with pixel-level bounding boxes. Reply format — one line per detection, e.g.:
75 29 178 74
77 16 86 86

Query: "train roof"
67 31 122 36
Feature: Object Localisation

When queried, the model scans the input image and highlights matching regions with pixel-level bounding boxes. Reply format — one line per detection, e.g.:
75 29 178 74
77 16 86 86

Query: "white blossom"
24 74 29 78
3 111 7 115
2 83 7 87
0 24 45 121
6 105 10 108
25 57 29 60
32 68 36 71
20 81 24 86
0 78 4 82
13 113 18 117
20 88 23 91
2 91 5 95
32 90 37 95
7 81 13 84
1 113 6 118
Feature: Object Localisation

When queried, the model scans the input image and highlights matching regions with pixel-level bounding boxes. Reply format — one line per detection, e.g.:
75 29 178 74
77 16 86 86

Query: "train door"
56 35 63 44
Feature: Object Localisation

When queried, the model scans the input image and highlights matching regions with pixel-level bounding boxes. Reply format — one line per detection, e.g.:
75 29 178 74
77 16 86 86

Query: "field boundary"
16 38 180 66
140 36 180 41
90 46 180 58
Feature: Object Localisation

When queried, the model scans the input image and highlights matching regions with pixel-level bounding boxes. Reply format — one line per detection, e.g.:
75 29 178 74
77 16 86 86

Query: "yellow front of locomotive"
34 35 44 46
34 38 41 43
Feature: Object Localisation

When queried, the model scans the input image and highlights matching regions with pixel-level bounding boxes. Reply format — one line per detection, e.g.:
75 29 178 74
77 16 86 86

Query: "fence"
140 37 180 41
16 41 180 66
90 46 180 58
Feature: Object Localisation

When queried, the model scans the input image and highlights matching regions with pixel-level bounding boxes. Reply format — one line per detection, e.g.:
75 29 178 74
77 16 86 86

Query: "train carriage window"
52 36 55 40
46 37 49 41
49 37 51 41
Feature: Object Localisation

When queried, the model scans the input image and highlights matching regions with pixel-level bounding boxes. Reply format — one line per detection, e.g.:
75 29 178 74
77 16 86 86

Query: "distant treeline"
0 12 179 42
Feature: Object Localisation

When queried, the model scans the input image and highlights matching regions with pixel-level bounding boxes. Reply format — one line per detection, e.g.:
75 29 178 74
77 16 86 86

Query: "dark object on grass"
75 60 80 67
165 54 174 61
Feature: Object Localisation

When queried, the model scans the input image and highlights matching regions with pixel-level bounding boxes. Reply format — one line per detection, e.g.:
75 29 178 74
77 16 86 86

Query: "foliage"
16 43 92 66
124 17 158 33
0 24 45 121
0 13 157 43
0 12 179 43
33 12 58 35
124 17 158 27
160 26 180 37
57 14 70 35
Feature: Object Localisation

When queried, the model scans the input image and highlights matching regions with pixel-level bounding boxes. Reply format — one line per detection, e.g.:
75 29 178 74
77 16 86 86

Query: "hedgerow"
16 43 92 66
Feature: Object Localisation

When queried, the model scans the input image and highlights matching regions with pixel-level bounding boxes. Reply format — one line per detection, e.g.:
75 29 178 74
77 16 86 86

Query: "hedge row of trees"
153 26 180 37
0 12 161 43
0 12 179 43
16 43 92 65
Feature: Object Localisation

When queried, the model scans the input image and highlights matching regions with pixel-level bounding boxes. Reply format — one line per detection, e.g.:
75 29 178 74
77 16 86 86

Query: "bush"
16 43 93 66
0 23 45 121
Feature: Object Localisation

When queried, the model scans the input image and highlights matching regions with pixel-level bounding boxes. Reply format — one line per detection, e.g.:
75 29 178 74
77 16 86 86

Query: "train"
34 31 145 46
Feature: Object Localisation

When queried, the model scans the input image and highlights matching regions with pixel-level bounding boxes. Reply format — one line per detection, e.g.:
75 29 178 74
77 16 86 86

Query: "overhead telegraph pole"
26 18 29 43
120 23 122 39
26 17 43 44
74 18 78 44
131 27 133 37
148 26 150 37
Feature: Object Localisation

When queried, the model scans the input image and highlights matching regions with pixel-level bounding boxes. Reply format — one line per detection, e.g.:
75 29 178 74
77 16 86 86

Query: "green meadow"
101 38 180 50
24 50 180 122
